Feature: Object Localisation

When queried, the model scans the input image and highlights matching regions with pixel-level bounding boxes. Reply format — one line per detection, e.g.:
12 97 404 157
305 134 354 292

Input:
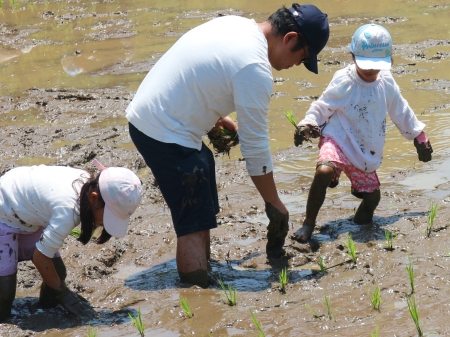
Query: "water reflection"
61 38 134 76
0 46 33 64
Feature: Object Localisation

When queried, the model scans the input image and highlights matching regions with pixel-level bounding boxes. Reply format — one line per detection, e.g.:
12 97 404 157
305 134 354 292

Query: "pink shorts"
0 222 60 276
318 137 380 194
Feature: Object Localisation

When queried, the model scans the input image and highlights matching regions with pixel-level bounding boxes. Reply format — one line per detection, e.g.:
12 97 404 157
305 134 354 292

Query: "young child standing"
0 160 142 321
291 23 433 243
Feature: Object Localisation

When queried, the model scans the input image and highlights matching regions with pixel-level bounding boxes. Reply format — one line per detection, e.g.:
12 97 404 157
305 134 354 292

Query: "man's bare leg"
177 229 209 288
292 165 334 242
206 231 211 260
353 190 380 224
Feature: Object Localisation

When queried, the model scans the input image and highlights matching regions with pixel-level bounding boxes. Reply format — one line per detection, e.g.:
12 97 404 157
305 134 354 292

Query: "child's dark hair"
74 172 112 245
268 5 308 52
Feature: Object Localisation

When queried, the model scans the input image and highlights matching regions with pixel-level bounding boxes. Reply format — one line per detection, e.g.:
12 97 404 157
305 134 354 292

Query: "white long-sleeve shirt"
126 15 273 176
0 166 88 258
300 64 425 172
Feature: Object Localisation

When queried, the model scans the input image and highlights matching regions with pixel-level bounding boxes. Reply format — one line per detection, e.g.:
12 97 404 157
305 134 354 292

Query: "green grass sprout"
318 256 327 275
324 295 332 320
284 110 298 128
369 285 382 311
279 267 288 293
70 228 81 238
344 234 357 263
370 325 379 337
179 296 193 318
406 256 415 294
384 230 394 250
86 325 98 337
426 201 439 238
128 307 145 336
304 303 321 319
407 295 423 337
249 308 266 337
217 277 237 306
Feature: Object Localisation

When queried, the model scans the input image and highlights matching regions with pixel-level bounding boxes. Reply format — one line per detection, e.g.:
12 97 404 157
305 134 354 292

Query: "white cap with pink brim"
93 159 143 238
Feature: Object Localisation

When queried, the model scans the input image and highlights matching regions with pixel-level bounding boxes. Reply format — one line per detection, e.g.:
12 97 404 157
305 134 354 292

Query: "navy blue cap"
288 4 329 74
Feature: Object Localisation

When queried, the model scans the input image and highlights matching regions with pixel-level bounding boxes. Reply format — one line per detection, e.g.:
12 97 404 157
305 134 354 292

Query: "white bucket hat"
93 159 142 238
350 23 392 70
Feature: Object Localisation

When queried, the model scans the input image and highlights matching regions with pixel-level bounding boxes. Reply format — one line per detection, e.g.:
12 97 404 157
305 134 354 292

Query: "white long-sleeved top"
126 15 273 176
0 166 88 258
299 64 425 172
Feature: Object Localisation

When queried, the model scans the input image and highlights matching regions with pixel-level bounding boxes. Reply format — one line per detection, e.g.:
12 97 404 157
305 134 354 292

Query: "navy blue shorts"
129 123 219 237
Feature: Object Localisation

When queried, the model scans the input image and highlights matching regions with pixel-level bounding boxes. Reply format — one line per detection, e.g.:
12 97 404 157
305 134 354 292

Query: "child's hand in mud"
414 138 433 162
54 282 96 320
294 124 320 147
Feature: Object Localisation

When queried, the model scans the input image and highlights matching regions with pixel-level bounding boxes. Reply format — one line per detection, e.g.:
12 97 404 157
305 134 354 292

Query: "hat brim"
355 56 391 70
103 205 129 238
304 51 318 74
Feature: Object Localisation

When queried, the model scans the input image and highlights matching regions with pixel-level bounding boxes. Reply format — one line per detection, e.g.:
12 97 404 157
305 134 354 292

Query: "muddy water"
1 0 450 336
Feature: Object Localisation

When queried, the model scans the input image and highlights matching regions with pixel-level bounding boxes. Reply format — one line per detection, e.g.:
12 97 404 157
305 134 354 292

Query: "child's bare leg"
292 164 334 242
353 189 380 224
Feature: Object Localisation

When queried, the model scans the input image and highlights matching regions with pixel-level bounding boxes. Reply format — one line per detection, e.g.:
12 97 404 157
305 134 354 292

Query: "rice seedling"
249 308 266 337
406 295 423 337
217 277 237 306
406 257 415 294
70 228 81 238
370 325 379 337
86 325 98 337
128 307 145 336
318 256 327 274
426 201 439 238
304 303 321 319
324 295 332 320
284 110 298 129
384 230 394 250
207 126 239 156
179 296 193 318
369 285 382 311
180 296 194 318
343 234 357 263
278 267 288 292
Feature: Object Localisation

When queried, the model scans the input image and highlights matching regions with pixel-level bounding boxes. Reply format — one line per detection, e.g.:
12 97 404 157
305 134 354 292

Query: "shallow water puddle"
111 264 148 280
230 236 260 246
399 157 450 190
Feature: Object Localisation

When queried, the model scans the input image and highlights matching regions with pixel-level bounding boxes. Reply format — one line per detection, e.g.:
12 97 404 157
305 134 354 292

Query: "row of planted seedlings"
299 234 426 336
312 199 442 336
118 275 267 337
76 156 442 337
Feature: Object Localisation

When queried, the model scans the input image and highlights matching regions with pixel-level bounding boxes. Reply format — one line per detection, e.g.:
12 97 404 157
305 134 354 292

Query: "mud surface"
1 1 450 336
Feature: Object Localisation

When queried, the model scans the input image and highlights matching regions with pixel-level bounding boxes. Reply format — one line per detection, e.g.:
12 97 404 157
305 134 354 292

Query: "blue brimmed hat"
350 24 392 70
288 3 329 74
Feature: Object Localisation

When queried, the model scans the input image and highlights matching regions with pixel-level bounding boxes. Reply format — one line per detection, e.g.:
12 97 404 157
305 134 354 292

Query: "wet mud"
1 1 450 336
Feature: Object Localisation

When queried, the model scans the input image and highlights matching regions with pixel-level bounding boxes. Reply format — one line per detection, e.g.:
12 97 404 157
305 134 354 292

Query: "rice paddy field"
1 0 450 336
